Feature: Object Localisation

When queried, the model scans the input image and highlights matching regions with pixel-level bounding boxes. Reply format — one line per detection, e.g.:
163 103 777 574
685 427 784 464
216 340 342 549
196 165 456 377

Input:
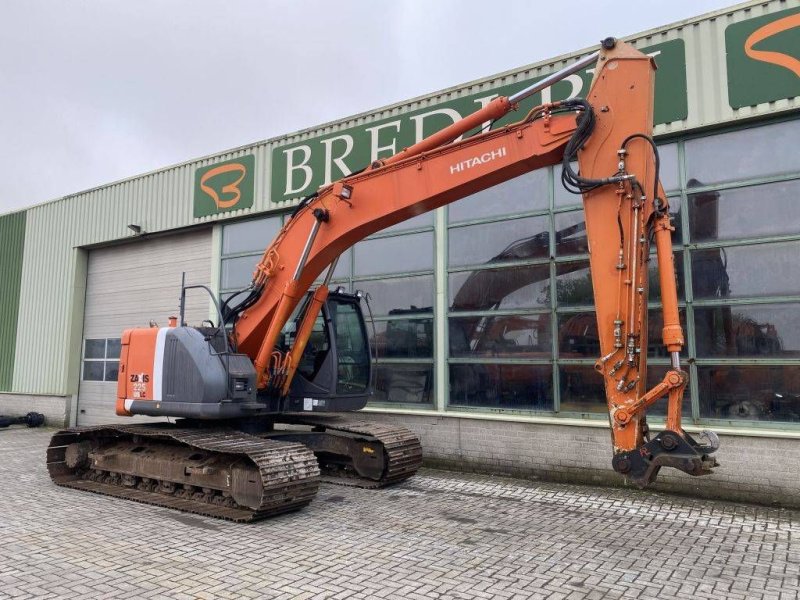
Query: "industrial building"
2 0 798 505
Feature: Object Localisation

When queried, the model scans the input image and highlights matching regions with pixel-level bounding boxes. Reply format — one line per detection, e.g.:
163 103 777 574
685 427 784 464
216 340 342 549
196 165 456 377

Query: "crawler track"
277 416 423 488
47 424 320 522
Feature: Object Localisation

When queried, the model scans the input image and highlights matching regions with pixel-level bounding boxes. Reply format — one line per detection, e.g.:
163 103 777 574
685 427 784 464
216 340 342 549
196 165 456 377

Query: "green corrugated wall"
0 211 26 391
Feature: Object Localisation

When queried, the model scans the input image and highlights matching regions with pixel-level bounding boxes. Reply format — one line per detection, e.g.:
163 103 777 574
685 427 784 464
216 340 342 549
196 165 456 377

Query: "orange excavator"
47 38 719 521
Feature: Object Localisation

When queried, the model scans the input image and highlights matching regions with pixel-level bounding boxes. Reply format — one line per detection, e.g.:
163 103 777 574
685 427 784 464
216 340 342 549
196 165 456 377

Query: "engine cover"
116 326 257 419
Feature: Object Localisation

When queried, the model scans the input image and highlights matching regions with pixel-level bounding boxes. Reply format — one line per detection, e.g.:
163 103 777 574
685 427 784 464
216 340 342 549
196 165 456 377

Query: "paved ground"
1 428 799 600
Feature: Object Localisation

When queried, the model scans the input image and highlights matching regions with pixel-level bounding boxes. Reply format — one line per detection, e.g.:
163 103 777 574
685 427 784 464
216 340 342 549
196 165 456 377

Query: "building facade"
2 0 799 505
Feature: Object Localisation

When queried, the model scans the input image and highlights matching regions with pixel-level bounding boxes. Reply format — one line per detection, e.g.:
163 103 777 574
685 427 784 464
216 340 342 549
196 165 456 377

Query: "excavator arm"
224 38 719 486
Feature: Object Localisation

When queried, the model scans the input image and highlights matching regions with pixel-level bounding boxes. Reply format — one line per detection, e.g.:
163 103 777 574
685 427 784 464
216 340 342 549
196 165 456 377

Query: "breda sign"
270 40 687 203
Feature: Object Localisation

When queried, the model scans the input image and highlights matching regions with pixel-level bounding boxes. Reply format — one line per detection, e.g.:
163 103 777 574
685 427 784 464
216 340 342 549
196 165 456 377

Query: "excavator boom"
229 38 718 486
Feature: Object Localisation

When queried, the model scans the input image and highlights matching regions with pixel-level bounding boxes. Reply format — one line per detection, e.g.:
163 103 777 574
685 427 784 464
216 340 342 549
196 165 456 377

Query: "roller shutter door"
77 228 212 426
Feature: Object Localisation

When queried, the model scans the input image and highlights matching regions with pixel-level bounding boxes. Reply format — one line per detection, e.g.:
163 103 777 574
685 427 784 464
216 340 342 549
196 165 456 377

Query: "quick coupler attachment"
611 429 720 488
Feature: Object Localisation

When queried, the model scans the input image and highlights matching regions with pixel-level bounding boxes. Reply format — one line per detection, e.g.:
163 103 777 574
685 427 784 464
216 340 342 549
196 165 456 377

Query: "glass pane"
373 364 433 405
331 302 370 395
355 275 433 317
449 264 551 311
657 143 679 193
691 241 800 300
449 364 553 410
688 180 800 244
449 215 549 267
555 162 581 207
104 361 120 382
559 364 605 413
84 339 105 359
646 364 691 418
222 216 282 255
557 310 687 359
555 260 593 307
296 315 329 382
380 212 433 234
448 170 548 223
554 210 587 256
221 255 259 290
558 313 600 359
106 338 121 359
648 250 685 302
698 365 800 422
315 249 351 282
370 319 433 359
449 314 552 359
354 231 433 276
83 361 104 381
694 304 800 358
685 119 800 186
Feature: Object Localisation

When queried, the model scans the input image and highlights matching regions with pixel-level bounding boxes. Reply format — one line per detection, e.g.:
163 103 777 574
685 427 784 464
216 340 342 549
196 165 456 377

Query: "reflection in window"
84 339 106 359
448 170 548 223
555 261 593 306
691 241 800 300
557 310 688 359
449 314 551 359
449 364 553 410
355 275 433 317
314 249 351 282
381 211 433 234
657 143 679 193
449 215 549 267
694 304 800 358
354 231 434 276
558 313 599 358
222 217 282 255
374 364 433 405
221 254 260 290
685 119 800 186
370 319 433 359
558 365 605 413
449 264 551 311
697 365 800 422
554 211 587 256
688 180 800 243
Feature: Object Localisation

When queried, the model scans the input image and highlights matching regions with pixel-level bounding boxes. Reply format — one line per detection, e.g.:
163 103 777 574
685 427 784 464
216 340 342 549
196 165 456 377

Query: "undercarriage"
47 417 422 522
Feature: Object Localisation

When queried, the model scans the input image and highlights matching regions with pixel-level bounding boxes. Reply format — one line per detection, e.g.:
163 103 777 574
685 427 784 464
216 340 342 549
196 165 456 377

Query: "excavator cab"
281 290 372 413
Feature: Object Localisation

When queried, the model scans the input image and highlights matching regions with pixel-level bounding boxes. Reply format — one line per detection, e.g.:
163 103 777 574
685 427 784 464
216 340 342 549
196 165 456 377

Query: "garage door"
77 228 212 426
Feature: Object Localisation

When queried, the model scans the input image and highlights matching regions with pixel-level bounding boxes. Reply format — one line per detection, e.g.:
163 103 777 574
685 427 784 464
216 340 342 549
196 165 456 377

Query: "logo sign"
270 39 687 203
726 7 800 109
193 155 255 218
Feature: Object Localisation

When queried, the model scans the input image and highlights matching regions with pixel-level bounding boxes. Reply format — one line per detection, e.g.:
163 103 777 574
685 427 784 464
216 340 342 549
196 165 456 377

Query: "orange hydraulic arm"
231 38 718 486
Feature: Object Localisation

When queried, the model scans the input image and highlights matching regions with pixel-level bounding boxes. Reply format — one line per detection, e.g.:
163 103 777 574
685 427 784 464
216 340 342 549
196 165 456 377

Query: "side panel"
0 211 26 391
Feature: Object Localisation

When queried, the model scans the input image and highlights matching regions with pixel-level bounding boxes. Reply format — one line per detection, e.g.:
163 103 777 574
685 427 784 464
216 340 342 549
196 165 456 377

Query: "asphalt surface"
1 427 798 599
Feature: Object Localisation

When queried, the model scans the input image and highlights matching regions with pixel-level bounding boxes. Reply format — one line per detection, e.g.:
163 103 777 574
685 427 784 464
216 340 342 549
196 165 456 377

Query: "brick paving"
1 428 799 600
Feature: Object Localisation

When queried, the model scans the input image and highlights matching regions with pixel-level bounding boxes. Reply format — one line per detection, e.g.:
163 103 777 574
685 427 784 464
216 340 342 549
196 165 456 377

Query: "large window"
353 223 435 406
442 118 800 425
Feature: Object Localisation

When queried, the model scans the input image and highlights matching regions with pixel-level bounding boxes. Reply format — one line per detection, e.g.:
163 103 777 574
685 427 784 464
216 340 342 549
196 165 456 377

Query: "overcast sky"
1 0 739 214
